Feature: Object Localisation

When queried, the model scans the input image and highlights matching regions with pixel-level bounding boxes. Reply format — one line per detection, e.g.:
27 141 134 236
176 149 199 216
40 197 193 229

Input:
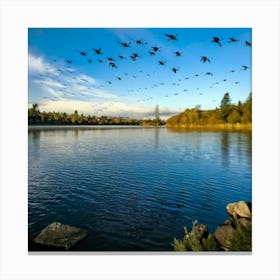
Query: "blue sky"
28 28 251 119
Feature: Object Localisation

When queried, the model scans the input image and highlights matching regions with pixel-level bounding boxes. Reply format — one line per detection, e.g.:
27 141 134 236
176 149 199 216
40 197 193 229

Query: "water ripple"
28 127 252 251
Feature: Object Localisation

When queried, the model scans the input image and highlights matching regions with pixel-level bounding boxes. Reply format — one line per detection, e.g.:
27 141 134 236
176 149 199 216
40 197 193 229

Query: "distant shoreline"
166 123 252 131
28 124 251 131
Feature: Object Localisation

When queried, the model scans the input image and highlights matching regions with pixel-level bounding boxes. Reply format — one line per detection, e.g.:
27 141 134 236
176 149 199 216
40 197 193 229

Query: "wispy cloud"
28 54 59 76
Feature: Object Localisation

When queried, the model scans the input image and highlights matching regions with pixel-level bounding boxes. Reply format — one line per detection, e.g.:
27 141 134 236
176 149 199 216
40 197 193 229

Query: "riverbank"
166 123 252 131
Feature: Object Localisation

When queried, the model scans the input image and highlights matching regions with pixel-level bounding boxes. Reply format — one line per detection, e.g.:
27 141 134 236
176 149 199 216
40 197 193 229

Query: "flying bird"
118 55 126 59
205 72 213 76
175 51 183 57
211 36 222 46
230 69 235 73
119 41 131 48
172 67 179 74
135 39 147 45
201 56 210 63
66 59 72 64
241 65 249 71
78 51 87 56
130 53 139 61
151 46 160 52
158 60 166 66
165 33 178 41
149 51 156 56
229 37 239 43
93 48 103 55
245 41 252 47
108 62 118 68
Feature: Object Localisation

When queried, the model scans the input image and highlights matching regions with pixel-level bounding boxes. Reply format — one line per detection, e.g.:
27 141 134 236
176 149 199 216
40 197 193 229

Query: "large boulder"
214 224 235 250
226 201 251 219
34 222 89 250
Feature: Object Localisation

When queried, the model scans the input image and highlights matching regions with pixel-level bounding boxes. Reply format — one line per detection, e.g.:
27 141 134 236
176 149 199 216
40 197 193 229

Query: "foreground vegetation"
167 92 252 129
173 201 252 252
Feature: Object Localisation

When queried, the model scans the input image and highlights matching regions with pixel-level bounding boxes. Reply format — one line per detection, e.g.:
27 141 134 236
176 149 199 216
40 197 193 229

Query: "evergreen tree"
220 92 232 122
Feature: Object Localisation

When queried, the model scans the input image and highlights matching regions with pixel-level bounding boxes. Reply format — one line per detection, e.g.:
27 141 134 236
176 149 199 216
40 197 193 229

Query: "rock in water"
34 222 89 250
226 201 251 218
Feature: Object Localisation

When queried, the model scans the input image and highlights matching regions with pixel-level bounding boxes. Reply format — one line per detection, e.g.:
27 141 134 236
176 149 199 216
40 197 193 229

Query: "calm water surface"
28 126 252 251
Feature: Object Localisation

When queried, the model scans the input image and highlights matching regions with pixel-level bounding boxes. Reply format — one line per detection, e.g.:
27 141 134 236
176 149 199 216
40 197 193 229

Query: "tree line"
166 92 252 128
28 104 165 126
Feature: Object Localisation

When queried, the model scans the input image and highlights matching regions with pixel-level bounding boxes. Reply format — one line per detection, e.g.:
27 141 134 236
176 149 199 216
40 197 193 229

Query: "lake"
28 126 252 251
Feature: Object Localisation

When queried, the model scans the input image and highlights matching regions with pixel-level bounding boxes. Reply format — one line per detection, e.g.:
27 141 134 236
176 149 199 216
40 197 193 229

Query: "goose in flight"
211 37 222 47
108 62 118 68
175 51 183 57
119 41 131 48
151 46 160 52
165 33 178 41
229 37 239 43
78 51 87 56
130 53 139 61
200 56 210 63
245 41 252 47
241 65 249 71
93 48 103 55
135 39 147 45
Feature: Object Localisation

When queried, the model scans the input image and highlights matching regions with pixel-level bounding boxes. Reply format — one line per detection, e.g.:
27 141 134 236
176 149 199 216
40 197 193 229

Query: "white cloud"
39 99 182 119
35 79 66 89
40 99 95 114
28 54 58 75
76 74 96 85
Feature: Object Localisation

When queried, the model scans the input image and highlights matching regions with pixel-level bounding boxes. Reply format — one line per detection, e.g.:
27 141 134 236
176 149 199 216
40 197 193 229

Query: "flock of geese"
37 32 251 111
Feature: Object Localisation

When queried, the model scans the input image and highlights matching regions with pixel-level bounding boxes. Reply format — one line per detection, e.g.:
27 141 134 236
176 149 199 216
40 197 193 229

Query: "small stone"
214 224 235 250
34 222 89 250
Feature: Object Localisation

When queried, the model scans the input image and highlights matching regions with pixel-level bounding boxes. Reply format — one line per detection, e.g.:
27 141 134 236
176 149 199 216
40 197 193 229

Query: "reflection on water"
154 127 160 148
28 126 252 251
221 132 230 165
